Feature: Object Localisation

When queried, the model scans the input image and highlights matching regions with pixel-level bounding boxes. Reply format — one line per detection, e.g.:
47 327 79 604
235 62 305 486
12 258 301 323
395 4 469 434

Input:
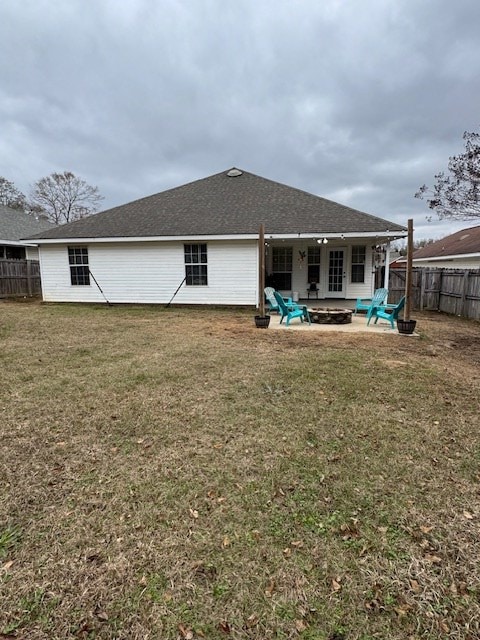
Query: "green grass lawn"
0 302 479 639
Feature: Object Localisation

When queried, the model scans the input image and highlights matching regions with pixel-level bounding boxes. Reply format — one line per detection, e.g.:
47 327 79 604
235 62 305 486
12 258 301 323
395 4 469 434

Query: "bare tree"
396 238 435 256
0 177 27 210
30 171 103 224
416 130 480 221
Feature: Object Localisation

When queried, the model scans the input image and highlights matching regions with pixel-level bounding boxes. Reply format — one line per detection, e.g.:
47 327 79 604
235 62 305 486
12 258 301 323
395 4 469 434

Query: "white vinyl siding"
345 245 374 299
25 246 40 260
38 240 258 305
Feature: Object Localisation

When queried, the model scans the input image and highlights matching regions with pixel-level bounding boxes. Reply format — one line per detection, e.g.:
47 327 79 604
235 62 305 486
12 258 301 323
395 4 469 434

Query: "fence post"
420 269 425 311
26 260 32 296
437 269 443 311
460 270 469 317
404 219 413 320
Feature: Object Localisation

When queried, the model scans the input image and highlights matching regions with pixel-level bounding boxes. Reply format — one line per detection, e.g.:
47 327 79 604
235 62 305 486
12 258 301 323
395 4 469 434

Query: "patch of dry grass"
1 301 479 640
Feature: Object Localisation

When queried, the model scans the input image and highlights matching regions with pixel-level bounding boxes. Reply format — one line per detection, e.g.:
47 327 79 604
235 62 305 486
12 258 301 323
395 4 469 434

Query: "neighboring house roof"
413 225 480 260
0 205 55 243
27 168 406 241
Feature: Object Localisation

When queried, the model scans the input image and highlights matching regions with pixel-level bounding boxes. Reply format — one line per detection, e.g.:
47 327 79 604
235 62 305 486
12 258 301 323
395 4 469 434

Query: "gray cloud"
1 0 479 240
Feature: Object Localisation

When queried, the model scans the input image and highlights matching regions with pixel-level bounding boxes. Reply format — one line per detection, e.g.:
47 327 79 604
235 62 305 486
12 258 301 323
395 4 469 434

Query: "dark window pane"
186 265 208 285
272 247 293 271
351 265 365 283
71 266 90 286
272 247 293 289
272 273 292 290
308 265 320 284
308 246 321 264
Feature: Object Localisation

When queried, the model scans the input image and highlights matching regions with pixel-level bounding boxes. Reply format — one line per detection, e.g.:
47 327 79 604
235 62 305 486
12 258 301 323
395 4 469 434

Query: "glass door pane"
328 249 344 295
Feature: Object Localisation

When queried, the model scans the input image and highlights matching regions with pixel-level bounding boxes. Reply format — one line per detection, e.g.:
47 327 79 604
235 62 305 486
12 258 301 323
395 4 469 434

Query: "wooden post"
26 260 32 297
460 270 470 317
420 269 426 311
258 223 265 316
404 218 413 320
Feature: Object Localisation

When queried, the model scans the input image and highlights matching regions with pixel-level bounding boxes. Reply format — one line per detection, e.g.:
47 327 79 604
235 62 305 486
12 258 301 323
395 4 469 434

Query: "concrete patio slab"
268 312 404 333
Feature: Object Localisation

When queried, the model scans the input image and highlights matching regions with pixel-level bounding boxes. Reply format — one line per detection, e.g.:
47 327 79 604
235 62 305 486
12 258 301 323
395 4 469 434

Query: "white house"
26 168 407 306
411 225 480 269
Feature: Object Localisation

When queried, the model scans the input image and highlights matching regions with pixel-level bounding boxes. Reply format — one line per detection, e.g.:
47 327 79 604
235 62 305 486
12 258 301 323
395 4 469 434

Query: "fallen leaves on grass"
218 620 231 634
331 578 342 592
178 623 194 639
264 578 275 597
245 614 259 628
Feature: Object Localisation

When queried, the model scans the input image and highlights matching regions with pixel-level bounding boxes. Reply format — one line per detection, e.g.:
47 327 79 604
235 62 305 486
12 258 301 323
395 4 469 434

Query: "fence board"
0 259 41 297
389 267 480 321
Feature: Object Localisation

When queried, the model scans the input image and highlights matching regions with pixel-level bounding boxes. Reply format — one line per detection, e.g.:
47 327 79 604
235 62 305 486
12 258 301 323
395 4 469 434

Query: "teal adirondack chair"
273 291 311 327
367 296 406 329
265 287 301 313
354 288 388 316
264 287 281 313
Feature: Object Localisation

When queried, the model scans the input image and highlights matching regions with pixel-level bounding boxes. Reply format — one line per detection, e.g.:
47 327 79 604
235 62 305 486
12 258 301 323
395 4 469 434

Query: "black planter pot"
397 319 417 335
254 315 271 329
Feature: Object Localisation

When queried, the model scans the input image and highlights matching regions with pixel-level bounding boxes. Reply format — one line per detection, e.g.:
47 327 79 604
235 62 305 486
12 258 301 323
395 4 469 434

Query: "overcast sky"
2 0 480 240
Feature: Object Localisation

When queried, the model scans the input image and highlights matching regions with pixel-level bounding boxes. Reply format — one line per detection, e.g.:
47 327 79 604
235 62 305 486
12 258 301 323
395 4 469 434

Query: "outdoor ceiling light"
316 237 329 244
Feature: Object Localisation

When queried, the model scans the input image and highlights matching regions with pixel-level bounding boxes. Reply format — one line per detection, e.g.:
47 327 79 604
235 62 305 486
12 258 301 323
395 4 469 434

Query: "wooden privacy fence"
0 259 41 297
389 268 480 321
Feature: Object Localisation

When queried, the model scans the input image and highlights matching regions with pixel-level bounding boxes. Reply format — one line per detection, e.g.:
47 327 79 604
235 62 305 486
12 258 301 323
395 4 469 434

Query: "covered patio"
266 298 411 333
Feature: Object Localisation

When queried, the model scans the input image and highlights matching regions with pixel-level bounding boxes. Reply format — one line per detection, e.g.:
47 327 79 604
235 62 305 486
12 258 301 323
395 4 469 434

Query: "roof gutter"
24 230 408 245
412 252 480 262
0 239 39 247
266 231 407 240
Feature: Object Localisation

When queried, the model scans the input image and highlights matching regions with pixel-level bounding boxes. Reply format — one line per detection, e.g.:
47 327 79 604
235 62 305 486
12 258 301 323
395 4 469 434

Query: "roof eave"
30 229 408 244
413 252 480 262
1 239 37 246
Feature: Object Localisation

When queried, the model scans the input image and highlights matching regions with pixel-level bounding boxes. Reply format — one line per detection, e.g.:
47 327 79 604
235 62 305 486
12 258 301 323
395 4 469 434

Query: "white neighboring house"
411 225 480 269
0 205 55 260
25 168 407 306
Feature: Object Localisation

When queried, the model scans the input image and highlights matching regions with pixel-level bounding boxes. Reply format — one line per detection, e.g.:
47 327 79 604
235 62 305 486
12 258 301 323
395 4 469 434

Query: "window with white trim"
184 243 208 285
68 246 90 285
351 245 366 283
272 246 293 290
307 246 321 284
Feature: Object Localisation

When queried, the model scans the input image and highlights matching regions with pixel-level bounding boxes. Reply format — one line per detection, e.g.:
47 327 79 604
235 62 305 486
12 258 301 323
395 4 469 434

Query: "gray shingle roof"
413 225 480 259
0 205 55 242
27 168 406 240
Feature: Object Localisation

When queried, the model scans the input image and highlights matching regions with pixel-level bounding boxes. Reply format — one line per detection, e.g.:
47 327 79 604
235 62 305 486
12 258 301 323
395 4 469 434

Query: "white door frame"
327 246 347 298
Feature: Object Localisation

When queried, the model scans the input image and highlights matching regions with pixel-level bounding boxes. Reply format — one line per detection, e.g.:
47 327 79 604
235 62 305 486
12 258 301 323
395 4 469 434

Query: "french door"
327 248 346 297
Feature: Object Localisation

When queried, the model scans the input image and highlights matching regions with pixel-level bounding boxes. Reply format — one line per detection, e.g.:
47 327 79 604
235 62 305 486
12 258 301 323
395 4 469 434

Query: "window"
351 245 366 283
272 246 293 290
68 246 90 285
184 243 208 285
307 246 321 285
